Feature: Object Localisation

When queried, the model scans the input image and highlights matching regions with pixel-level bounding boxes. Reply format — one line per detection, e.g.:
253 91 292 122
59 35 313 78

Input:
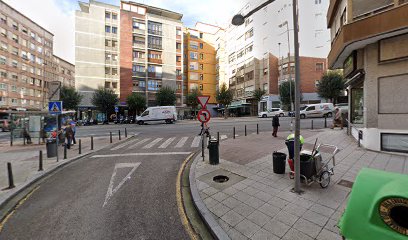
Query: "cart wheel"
319 171 331 188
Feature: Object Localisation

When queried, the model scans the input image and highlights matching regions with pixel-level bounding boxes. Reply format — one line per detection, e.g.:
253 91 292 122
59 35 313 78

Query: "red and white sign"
197 96 210 109
197 109 211 123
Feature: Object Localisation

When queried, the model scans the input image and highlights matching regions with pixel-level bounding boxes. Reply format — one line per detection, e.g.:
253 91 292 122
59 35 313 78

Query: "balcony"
133 72 146 78
133 57 145 63
148 72 162 79
328 3 408 68
148 58 162 64
133 42 145 49
148 29 162 36
148 43 162 50
133 28 145 35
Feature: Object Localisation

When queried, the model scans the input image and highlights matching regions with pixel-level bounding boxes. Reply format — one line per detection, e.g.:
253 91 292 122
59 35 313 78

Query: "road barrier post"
91 136 94 150
217 131 219 145
64 144 67 159
38 150 43 171
7 162 15 189
119 130 121 140
233 127 235 139
110 132 112 143
324 117 327 128
78 139 82 155
125 128 127 138
311 120 314 130
245 125 247 136
257 124 259 134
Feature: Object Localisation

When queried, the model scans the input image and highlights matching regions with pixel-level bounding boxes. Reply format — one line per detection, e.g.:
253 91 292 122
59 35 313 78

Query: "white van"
136 106 177 125
299 103 334 119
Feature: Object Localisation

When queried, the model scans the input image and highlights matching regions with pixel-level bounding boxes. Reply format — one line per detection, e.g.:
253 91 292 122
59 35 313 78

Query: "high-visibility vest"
286 133 304 144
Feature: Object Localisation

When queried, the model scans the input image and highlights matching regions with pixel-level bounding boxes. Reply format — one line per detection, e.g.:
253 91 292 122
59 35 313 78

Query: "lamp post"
232 0 302 193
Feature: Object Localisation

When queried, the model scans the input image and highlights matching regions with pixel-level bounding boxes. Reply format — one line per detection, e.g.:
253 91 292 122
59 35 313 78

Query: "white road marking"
221 135 228 140
158 137 175 148
103 162 141 208
191 136 201 148
143 138 163 149
92 152 191 158
127 138 150 149
175 137 188 148
110 138 138 151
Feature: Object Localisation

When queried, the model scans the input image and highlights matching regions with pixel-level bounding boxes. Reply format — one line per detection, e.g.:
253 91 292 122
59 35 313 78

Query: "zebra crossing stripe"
175 137 188 148
110 138 138 151
191 136 201 148
143 138 163 149
221 135 228 140
127 138 151 149
159 137 176 148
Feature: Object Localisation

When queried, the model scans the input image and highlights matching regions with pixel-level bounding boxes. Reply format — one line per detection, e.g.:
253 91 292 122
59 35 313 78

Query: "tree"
317 71 345 104
60 86 82 111
126 93 146 116
253 88 266 114
156 86 176 106
91 87 118 120
186 88 201 118
279 80 299 110
216 83 234 118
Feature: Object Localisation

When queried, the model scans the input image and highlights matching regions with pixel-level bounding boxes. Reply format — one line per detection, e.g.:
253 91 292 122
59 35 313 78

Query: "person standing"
331 108 343 130
65 124 74 149
272 114 280 137
70 119 77 145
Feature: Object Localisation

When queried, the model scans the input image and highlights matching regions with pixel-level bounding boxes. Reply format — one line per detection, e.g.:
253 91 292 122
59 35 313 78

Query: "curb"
188 152 231 240
0 137 133 222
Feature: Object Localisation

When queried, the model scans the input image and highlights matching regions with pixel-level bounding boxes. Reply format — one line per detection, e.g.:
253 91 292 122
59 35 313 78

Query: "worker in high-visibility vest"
286 133 305 172
286 134 304 144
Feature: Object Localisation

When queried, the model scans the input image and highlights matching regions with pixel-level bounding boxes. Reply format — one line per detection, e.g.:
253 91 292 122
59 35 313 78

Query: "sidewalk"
191 129 408 240
0 134 129 199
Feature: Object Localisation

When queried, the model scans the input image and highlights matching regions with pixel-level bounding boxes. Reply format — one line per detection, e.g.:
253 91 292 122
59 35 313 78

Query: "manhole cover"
337 179 354 188
213 175 229 183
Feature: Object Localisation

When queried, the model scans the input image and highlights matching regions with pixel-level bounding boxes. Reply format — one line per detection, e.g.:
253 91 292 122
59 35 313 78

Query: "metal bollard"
118 130 121 140
38 150 43 171
233 127 235 139
245 125 247 136
91 136 94 150
64 144 67 159
125 128 127 138
311 120 314 130
78 139 82 154
324 117 327 128
110 132 112 143
257 124 259 134
7 162 15 189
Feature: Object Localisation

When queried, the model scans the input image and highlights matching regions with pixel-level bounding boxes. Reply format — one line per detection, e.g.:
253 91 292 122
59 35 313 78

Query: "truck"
136 106 177 125
299 103 334 119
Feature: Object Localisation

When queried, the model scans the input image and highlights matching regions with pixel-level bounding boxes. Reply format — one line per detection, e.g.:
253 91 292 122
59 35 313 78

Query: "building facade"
327 0 408 152
0 1 57 111
120 1 183 106
184 22 221 114
53 55 75 88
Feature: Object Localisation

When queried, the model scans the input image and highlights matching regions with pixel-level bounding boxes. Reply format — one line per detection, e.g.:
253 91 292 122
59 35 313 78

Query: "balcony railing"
148 29 162 36
148 43 162 50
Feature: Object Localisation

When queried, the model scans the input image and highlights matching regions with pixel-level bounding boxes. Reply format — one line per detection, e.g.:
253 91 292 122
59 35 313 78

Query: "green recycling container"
338 168 408 239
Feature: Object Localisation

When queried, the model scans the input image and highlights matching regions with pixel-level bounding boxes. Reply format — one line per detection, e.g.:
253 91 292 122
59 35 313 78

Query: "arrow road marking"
103 162 141 208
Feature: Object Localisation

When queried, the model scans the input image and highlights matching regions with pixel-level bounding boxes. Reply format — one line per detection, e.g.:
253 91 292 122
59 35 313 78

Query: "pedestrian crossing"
110 135 229 151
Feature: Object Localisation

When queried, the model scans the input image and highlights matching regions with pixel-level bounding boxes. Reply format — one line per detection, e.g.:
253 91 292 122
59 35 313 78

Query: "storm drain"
213 175 229 183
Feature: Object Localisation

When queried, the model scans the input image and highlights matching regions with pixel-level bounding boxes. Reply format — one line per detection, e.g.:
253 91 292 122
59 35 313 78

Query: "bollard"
311 120 314 130
110 132 112 143
324 116 327 128
233 127 235 139
257 124 259 134
91 136 94 150
217 132 220 145
38 150 43 171
7 162 15 189
64 144 67 159
78 139 82 154
118 130 121 140
125 128 127 138
245 125 247 136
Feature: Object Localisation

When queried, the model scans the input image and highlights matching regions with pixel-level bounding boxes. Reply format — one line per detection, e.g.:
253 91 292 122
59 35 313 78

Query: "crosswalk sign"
48 101 62 114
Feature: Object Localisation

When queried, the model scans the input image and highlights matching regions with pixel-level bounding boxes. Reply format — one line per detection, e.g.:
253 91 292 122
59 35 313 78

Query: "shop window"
351 86 364 124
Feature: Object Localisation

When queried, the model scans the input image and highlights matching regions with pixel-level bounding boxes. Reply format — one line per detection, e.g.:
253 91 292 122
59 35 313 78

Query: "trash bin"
46 139 57 158
300 153 314 179
208 138 219 165
273 152 286 174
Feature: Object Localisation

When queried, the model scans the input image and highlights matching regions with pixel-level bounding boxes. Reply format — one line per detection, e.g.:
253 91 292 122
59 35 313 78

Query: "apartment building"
120 1 183 106
184 22 221 114
0 1 56 111
53 55 75 88
215 28 227 91
75 0 120 106
327 0 408 152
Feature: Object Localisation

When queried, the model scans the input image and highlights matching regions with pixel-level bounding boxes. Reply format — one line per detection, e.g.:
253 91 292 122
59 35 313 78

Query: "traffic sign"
114 106 119 113
48 101 62 114
197 96 210 109
197 109 211 123
48 81 61 101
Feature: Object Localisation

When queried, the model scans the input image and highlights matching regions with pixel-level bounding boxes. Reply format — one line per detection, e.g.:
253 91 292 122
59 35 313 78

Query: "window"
245 28 254 39
190 52 198 60
133 51 145 59
11 85 17 92
229 54 236 63
315 0 321 4
112 82 117 89
176 56 181 62
316 63 324 71
141 111 149 117
0 55 6 64
112 26 117 34
199 84 203 90
0 41 7 50
105 67 110 75
139 80 146 88
12 60 18 68
133 65 145 73
30 42 35 50
133 21 146 30
148 21 162 35
11 99 18 105
199 43 203 49
105 82 110 88
21 39 27 47
306 106 315 111
176 69 181 76
189 41 198 50
30 31 36 39
148 35 162 49
0 15 6 24
315 80 320 87
105 12 111 19
0 27 6 37
21 51 28 59
105 26 111 33
112 40 117 47
12 34 18 43
105 53 111 60
190 73 199 80
200 74 203 80
199 64 203 70
148 80 160 90
0 71 6 78
176 42 181 50
199 32 203 38
0 83 7 90
21 26 28 34
189 62 198 70
11 47 18 55
245 45 253 54
112 13 117 20
199 53 204 60
112 68 118 75
176 29 182 36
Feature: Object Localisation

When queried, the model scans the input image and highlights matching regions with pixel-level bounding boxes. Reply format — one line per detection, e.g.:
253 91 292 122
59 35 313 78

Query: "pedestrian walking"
70 119 77 145
272 114 280 137
331 108 343 130
23 126 32 144
65 125 74 149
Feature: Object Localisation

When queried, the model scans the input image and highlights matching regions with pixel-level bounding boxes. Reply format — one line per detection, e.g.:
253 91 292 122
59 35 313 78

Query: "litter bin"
273 152 286 174
46 139 57 158
300 153 314 179
208 138 219 165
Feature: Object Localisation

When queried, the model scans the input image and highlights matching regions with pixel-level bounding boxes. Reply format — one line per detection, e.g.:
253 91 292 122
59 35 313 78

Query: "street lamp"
232 0 302 193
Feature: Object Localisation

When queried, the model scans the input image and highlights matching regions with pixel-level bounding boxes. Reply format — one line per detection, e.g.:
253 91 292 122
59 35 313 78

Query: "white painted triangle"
197 96 209 108
102 162 141 207
51 103 60 112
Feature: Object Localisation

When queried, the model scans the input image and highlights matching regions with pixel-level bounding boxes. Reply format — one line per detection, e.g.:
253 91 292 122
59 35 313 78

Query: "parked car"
258 108 285 118
299 103 334 119
136 106 177 125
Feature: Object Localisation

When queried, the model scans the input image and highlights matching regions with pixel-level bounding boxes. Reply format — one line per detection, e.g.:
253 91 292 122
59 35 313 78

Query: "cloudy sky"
4 0 330 63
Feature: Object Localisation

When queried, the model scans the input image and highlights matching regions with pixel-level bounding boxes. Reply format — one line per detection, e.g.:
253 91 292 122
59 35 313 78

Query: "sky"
4 0 330 64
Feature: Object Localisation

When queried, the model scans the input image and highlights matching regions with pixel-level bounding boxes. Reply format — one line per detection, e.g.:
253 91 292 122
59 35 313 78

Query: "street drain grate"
337 179 354 188
213 175 229 183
